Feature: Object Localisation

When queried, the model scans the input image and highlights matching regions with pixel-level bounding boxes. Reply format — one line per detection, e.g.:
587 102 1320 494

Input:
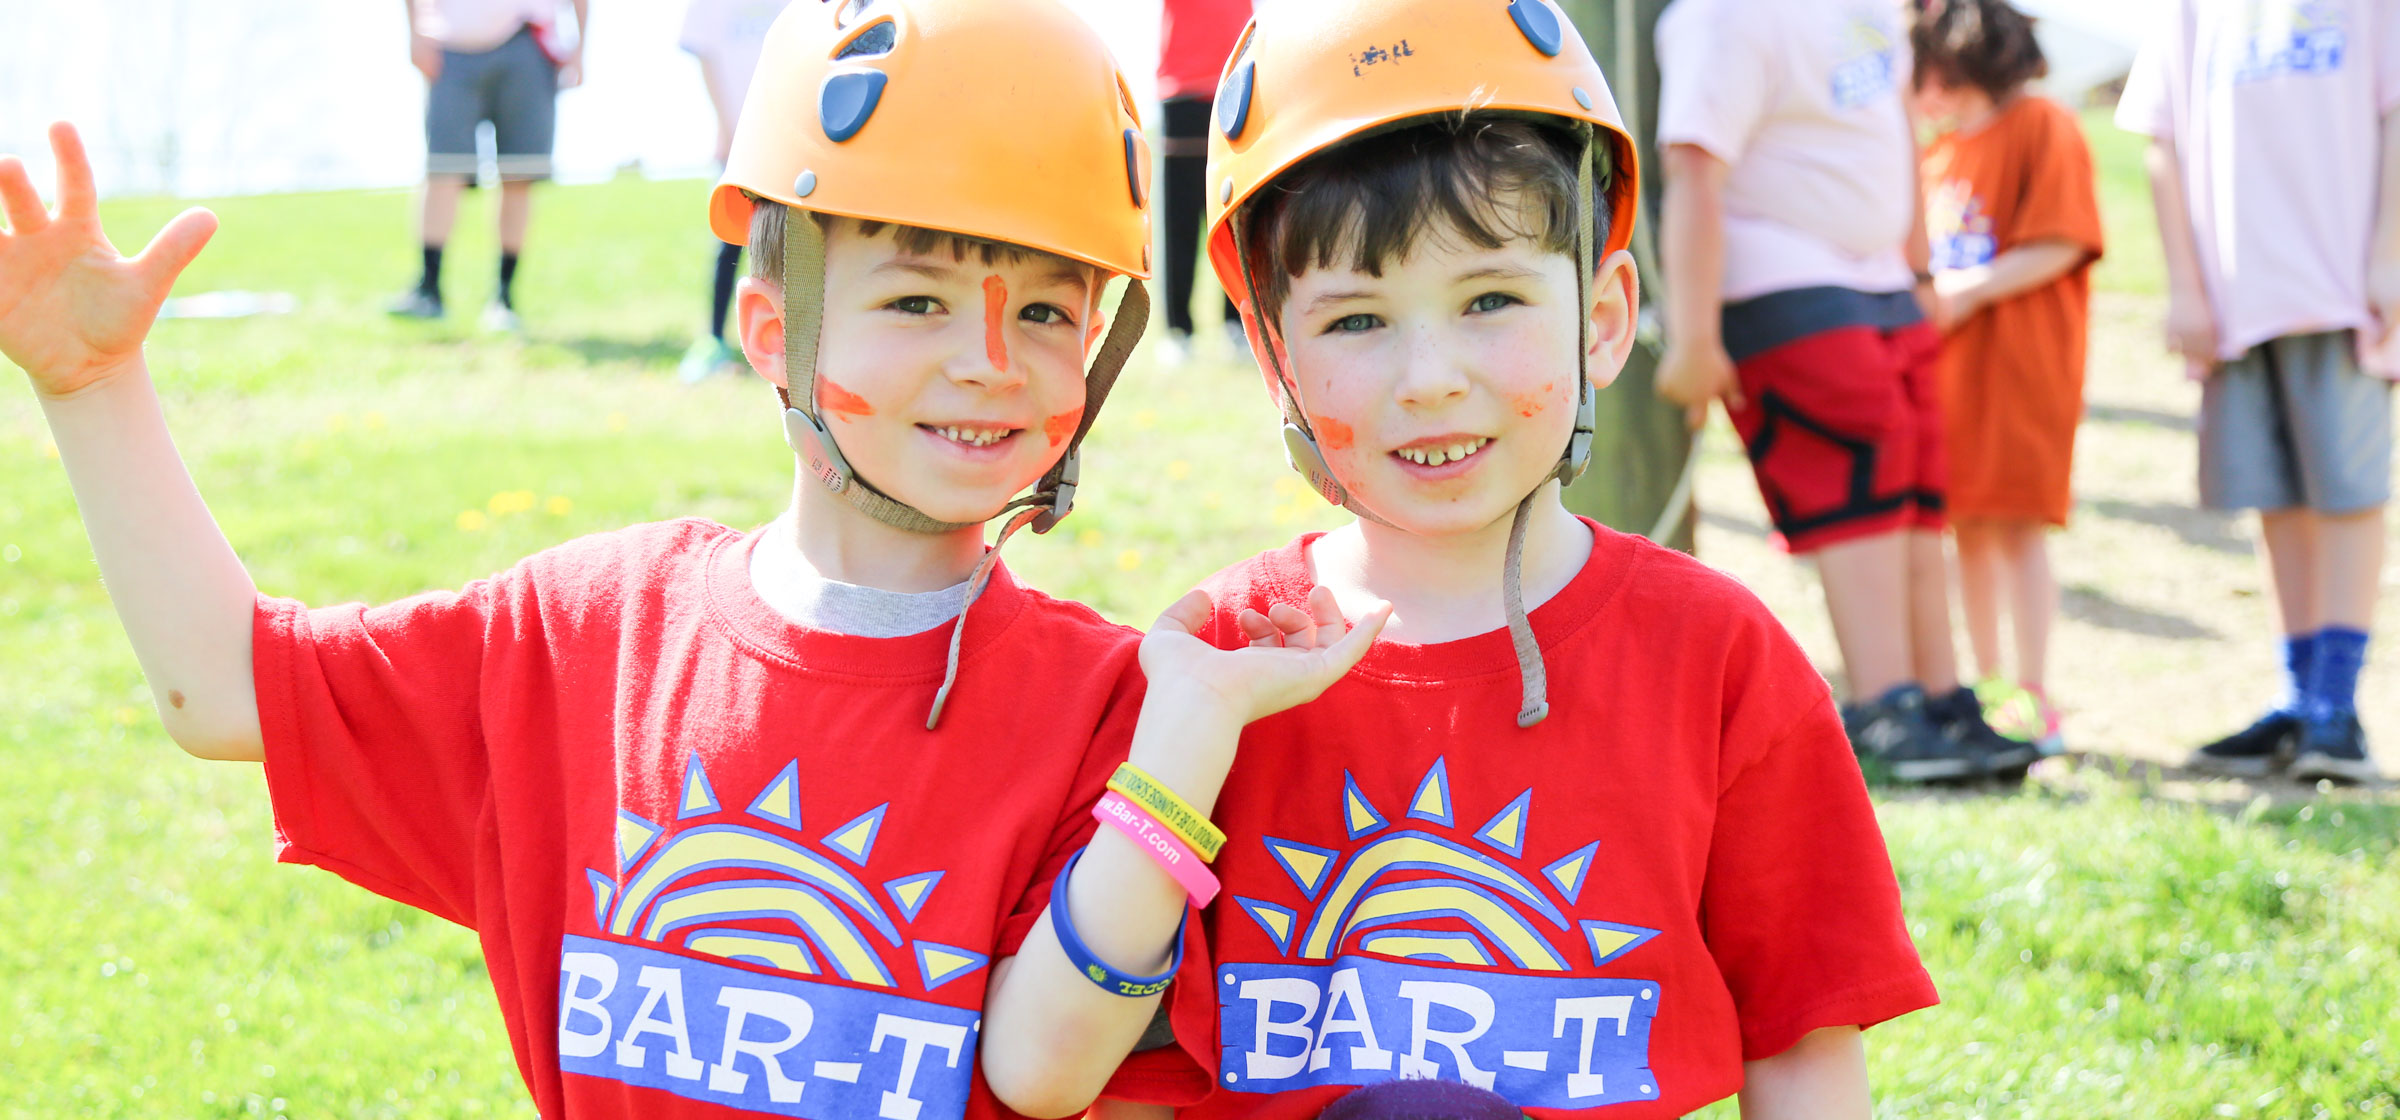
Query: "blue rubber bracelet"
1050 847 1186 998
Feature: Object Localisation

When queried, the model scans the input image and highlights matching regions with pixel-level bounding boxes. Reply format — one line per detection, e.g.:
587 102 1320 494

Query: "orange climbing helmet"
710 0 1152 279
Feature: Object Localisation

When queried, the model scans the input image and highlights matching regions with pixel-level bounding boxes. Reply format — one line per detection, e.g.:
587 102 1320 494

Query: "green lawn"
1 120 2394 1117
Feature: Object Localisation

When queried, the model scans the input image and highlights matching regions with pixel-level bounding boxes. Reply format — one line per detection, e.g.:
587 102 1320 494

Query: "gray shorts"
2198 330 2394 513
426 26 557 181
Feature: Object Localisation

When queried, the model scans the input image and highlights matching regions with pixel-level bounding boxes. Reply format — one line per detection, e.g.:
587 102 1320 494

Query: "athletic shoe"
1155 329 1192 369
1842 684 1977 783
2186 710 2299 778
678 336 741 384
386 289 443 319
1974 677 2066 756
480 301 523 334
1929 686 2040 778
2290 711 2381 784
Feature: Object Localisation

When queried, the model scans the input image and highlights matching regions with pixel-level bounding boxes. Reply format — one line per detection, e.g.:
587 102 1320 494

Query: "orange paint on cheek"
982 275 1010 371
1315 415 1356 451
1512 380 1560 418
1043 408 1083 447
818 377 875 418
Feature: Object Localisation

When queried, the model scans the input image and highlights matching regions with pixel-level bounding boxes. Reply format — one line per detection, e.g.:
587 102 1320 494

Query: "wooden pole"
1555 0 1698 552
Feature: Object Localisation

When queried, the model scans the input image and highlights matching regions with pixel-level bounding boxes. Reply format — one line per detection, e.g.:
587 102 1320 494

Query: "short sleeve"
2009 105 2106 262
993 651 1146 959
254 587 498 928
1699 690 1938 1061
1656 0 1778 164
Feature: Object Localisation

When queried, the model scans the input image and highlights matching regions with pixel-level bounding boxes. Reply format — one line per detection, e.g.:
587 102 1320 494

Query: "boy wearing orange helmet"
1056 2 1936 1116
0 1 1274 1116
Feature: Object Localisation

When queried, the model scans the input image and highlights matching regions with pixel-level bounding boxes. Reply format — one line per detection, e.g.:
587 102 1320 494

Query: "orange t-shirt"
1922 94 2105 525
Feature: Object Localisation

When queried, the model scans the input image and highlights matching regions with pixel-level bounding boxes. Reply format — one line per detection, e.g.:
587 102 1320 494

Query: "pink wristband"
1093 792 1220 906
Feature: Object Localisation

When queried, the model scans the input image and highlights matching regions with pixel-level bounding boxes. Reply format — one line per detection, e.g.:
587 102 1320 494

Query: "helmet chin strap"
1240 124 1603 728
775 211 1151 727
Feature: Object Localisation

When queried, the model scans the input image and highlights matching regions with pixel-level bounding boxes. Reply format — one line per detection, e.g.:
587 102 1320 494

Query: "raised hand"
1139 585 1392 728
0 121 218 398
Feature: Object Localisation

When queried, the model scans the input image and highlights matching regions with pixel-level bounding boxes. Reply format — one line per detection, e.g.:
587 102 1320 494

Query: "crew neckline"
702 525 1027 683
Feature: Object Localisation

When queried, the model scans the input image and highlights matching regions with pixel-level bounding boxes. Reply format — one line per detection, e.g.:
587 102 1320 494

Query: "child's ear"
1584 248 1640 391
735 276 787 389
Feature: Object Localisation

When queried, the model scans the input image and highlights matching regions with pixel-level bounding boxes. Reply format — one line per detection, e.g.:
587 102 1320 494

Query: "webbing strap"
926 505 1041 729
1502 493 1549 727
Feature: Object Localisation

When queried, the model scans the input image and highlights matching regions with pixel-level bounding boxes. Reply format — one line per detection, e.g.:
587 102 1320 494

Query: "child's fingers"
1235 607 1282 647
1306 585 1344 633
48 122 95 220
133 208 217 290
1152 588 1215 638
0 156 48 235
1317 600 1393 674
1266 602 1315 644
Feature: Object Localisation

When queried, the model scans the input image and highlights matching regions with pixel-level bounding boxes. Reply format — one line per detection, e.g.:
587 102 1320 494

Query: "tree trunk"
1555 0 1698 552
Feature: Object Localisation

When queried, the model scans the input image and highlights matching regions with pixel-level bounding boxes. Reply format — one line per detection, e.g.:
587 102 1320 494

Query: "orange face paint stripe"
818 377 876 418
1315 415 1356 451
982 275 1010 372
1043 408 1083 447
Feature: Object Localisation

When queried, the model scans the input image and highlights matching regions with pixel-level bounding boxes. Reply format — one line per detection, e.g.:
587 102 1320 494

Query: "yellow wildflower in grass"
545 496 574 516
1166 460 1192 480
488 490 537 516
1116 549 1144 571
607 412 629 432
326 412 350 433
1077 528 1103 548
1272 475 1302 496
1203 492 1223 510
456 510 488 532
364 411 388 431
1134 410 1157 430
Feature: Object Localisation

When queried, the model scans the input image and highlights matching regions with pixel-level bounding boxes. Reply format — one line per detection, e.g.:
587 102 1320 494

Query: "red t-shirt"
1158 0 1251 101
1111 521 1936 1117
254 519 1141 1120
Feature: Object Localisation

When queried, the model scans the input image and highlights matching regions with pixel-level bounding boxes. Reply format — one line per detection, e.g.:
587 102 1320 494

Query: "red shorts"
1727 320 1947 552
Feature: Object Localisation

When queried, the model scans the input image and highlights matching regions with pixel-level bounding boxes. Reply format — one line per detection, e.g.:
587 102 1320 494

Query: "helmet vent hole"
834 18 897 59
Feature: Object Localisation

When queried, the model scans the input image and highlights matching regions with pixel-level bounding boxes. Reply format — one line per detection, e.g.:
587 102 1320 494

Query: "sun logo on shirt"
1230 757 1659 976
580 756 988 995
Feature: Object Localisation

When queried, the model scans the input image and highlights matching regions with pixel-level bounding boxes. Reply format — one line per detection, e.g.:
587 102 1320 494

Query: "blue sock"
2307 627 2369 722
2276 632 2318 716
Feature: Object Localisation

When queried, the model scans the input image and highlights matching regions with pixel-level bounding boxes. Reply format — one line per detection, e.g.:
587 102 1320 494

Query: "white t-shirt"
413 0 558 53
2117 0 2400 361
680 0 794 122
1656 0 1919 302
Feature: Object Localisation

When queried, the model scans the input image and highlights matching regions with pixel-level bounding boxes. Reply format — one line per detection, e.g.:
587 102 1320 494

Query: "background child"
1654 0 2034 781
1912 0 2105 755
674 0 790 383
2119 0 2396 783
1091 2 1935 1115
0 0 1167 1114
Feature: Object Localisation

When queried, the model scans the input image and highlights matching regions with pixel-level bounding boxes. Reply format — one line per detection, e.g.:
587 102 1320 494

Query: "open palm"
1140 586 1392 727
0 122 217 398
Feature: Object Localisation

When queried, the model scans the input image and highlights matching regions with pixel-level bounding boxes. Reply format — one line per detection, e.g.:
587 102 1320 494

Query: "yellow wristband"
1106 763 1226 863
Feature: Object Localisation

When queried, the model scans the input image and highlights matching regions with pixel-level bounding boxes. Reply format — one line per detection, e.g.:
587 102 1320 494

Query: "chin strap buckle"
782 404 854 495
1030 448 1080 534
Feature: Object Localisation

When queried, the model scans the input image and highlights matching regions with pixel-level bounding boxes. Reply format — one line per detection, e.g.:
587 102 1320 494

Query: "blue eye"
1468 292 1522 313
1326 313 1381 334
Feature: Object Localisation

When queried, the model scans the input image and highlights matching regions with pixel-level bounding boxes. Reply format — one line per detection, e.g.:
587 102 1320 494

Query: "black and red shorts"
1721 286 1946 553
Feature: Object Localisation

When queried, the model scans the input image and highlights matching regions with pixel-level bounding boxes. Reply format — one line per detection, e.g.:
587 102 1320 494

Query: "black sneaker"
1927 687 2040 778
2187 710 2299 778
1842 684 1978 783
2290 711 2380 784
387 289 444 319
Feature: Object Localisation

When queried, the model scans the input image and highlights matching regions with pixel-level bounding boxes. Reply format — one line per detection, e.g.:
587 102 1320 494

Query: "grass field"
1 108 2395 1117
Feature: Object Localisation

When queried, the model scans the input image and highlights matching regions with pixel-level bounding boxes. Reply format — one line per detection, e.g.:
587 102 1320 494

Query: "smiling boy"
0 2 1183 1116
1068 2 1937 1116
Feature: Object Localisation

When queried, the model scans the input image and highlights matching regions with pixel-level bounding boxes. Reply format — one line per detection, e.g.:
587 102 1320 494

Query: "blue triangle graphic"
824 803 889 866
1579 919 1661 968
1472 789 1534 858
744 760 803 829
1233 896 1301 956
882 870 946 923
912 940 990 991
1340 771 1390 840
1542 839 1601 905
677 755 722 820
1405 757 1454 827
1260 836 1341 900
585 868 615 928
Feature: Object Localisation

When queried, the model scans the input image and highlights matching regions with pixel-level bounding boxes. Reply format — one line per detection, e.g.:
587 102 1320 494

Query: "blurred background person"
1913 0 2104 756
1153 0 1250 367
391 0 588 331
2120 0 2397 784
674 0 790 383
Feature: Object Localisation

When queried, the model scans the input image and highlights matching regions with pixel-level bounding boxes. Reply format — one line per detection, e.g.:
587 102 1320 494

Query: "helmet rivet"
1573 86 1593 110
1221 178 1234 205
794 170 818 197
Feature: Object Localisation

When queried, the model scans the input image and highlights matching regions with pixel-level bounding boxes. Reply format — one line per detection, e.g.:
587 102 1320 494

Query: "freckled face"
812 225 1096 524
1275 232 1590 537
